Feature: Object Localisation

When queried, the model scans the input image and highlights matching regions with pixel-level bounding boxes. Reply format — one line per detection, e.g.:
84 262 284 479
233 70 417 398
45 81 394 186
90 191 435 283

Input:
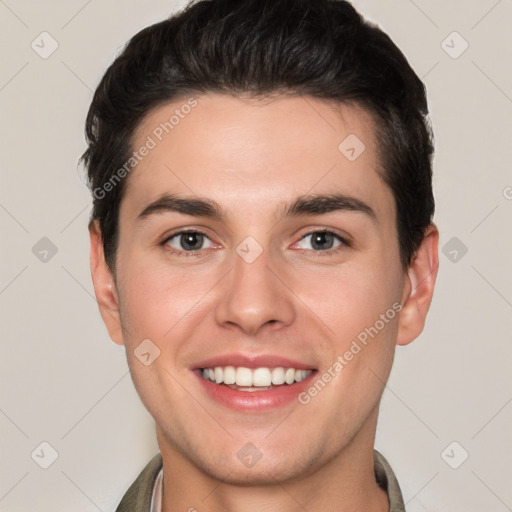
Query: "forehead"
122 93 394 225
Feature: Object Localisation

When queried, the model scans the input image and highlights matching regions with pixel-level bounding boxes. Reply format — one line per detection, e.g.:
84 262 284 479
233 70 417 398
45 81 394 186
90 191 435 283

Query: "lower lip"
193 370 316 411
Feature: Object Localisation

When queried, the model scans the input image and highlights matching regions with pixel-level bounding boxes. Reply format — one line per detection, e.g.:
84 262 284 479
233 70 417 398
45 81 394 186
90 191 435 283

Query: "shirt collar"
150 449 405 512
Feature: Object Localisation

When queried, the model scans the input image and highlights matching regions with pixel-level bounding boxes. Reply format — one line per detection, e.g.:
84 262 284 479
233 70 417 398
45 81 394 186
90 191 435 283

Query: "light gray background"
1 0 511 510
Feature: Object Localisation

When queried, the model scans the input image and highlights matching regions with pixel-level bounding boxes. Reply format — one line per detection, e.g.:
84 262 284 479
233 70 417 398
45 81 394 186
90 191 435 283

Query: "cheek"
300 258 399 341
116 255 241 388
329 262 401 403
298 256 401 399
116 255 213 344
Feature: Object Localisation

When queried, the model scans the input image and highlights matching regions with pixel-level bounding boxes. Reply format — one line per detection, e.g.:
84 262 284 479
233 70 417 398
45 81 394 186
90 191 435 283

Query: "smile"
194 364 317 411
200 366 313 391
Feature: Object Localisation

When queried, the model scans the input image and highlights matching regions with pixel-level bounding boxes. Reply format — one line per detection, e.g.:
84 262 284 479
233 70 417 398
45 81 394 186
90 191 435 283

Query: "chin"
200 457 312 487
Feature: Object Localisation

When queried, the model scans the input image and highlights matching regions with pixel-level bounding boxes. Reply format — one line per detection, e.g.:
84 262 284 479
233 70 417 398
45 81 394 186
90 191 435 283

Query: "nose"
214 241 296 336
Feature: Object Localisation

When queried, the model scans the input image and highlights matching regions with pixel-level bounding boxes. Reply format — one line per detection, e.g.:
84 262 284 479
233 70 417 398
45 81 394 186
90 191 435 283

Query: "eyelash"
160 229 351 258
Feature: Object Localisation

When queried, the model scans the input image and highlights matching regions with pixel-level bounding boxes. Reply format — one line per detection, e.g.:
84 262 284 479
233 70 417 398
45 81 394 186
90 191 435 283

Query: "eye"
163 230 215 255
294 230 349 254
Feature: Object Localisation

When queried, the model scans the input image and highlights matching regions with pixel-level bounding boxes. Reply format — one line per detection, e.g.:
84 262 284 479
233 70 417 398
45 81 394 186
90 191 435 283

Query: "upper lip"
192 353 316 370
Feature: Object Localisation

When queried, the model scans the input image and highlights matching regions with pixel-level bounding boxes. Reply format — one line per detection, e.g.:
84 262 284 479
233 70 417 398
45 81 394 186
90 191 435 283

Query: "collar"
118 449 406 511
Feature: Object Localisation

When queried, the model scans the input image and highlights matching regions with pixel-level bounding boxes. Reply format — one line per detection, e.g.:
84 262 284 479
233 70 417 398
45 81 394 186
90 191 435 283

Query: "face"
90 93 438 485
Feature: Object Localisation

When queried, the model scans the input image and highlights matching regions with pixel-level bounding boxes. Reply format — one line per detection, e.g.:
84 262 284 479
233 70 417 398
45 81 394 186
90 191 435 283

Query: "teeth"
214 367 223 384
223 366 236 385
271 367 285 385
295 370 308 383
235 367 253 386
285 368 296 385
253 368 272 386
200 366 312 387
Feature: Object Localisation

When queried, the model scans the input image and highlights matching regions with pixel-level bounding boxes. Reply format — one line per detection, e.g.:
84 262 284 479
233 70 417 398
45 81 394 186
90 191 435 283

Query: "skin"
89 93 438 512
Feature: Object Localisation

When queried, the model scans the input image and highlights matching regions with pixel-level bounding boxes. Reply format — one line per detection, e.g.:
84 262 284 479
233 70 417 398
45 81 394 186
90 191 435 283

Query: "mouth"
198 365 313 392
192 358 317 411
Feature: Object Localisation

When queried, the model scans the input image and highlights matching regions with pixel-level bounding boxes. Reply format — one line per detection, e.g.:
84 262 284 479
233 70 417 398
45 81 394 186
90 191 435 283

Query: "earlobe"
89 220 124 346
396 224 439 347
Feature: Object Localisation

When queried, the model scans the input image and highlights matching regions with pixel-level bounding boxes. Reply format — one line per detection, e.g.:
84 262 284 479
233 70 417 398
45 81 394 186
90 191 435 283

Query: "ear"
89 220 124 345
396 224 439 346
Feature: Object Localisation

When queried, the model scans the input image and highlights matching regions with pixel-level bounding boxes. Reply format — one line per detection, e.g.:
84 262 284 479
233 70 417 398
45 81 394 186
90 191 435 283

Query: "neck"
157 407 389 512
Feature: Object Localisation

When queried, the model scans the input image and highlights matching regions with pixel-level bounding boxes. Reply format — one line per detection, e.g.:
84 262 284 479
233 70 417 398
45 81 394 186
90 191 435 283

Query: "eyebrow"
136 192 377 223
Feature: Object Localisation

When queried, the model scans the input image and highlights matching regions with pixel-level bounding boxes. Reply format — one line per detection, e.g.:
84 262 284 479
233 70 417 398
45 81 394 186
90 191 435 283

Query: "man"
83 0 439 510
